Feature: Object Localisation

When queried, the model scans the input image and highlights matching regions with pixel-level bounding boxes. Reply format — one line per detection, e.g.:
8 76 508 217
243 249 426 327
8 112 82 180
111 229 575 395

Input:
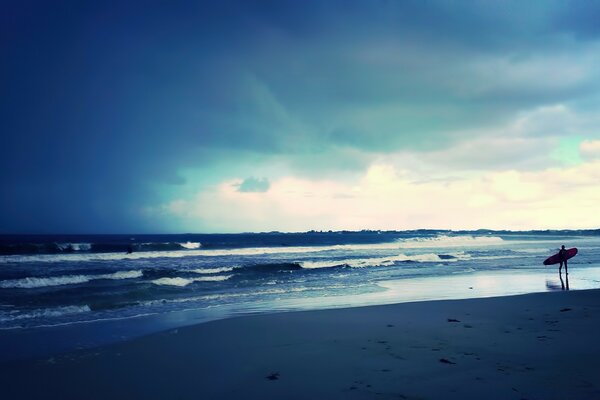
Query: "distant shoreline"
2 228 600 236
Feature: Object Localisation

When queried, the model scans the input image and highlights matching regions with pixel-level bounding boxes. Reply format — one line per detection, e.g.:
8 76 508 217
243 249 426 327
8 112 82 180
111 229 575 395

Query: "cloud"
3 1 600 232
580 140 600 160
235 177 271 193
163 159 600 232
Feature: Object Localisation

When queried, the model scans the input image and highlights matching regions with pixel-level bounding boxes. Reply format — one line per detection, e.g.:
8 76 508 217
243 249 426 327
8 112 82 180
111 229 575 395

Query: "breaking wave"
56 243 92 252
0 305 91 323
301 252 470 269
151 275 232 287
396 235 504 249
0 270 143 289
0 236 501 264
190 267 235 274
179 242 201 249
0 241 204 257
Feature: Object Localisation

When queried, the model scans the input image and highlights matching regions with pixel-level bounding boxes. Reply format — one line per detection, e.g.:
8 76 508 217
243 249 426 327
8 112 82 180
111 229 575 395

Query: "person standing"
558 245 568 275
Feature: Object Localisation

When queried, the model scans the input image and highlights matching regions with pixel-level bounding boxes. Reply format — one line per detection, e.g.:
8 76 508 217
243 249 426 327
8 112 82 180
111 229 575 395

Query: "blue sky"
2 0 600 233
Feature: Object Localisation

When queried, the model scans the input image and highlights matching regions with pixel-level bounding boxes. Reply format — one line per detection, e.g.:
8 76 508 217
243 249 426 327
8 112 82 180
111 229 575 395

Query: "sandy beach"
1 288 599 399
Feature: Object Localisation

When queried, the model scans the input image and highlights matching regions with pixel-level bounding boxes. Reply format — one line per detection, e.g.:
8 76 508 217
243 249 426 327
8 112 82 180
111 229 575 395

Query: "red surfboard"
543 248 577 265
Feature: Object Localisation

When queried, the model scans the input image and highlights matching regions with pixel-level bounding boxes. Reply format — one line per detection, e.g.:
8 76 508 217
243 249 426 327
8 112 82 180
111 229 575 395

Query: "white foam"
301 252 470 269
72 243 92 251
0 311 157 330
180 241 201 249
0 270 143 289
0 275 90 289
151 275 232 287
301 256 393 269
56 243 92 252
190 267 235 274
0 305 91 323
194 275 232 282
0 242 404 263
151 277 193 287
396 235 505 249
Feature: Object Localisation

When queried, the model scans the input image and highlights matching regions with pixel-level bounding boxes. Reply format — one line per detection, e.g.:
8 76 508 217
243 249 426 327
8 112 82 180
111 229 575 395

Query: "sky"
2 0 600 233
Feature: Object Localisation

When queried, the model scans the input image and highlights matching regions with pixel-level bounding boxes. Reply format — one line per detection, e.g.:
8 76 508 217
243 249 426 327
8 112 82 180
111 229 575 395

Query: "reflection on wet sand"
546 272 570 291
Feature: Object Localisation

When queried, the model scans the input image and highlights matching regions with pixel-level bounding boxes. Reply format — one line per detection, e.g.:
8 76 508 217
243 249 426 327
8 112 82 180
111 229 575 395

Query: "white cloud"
580 140 600 159
165 160 600 232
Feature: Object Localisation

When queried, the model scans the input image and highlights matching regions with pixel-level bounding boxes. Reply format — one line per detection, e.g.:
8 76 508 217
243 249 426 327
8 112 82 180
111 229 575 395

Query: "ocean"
1 230 600 359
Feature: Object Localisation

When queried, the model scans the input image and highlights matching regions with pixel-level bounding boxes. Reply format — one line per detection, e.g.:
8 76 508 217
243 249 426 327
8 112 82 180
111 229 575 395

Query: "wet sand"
1 289 599 399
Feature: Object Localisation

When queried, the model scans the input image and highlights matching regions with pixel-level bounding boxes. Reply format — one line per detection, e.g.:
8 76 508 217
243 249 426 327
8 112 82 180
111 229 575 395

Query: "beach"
2 288 599 399
4 1 600 398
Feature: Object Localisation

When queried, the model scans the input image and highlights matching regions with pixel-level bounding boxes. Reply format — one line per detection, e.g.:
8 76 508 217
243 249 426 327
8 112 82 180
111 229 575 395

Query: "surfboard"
543 248 577 265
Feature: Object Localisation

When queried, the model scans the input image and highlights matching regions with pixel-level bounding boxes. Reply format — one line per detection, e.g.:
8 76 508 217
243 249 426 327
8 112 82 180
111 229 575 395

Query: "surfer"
558 245 568 275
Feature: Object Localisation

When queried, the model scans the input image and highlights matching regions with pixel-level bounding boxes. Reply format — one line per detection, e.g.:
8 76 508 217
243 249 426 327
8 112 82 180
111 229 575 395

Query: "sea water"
1 231 600 359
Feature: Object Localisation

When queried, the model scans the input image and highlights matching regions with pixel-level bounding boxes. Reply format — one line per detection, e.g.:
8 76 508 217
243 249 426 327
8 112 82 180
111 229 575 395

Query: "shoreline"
2 267 599 363
1 288 600 399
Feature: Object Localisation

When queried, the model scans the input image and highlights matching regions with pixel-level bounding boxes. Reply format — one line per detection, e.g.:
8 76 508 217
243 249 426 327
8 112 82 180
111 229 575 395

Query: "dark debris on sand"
265 372 280 380
439 358 456 365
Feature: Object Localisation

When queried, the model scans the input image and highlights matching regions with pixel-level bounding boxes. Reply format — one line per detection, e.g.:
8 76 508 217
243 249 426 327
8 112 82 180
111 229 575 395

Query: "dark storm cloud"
1 0 598 232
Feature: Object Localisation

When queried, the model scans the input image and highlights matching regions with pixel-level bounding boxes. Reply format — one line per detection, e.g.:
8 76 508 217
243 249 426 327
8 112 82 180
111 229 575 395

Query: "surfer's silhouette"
559 271 570 290
558 245 568 275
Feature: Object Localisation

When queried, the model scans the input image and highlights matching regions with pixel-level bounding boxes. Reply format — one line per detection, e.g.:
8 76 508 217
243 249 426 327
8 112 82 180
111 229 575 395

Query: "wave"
151 277 195 287
56 243 92 252
141 283 369 306
396 235 505 249
0 236 496 264
151 262 327 286
195 275 232 282
179 241 201 249
151 275 232 287
190 267 235 274
0 242 95 255
0 241 204 257
514 248 551 254
0 270 143 289
0 247 318 264
0 240 445 264
238 263 303 272
301 252 470 269
0 305 91 323
1 241 412 263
